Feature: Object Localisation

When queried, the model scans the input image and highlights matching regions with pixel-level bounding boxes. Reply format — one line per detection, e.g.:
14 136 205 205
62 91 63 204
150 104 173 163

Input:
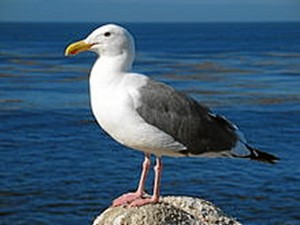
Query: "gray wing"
136 79 238 155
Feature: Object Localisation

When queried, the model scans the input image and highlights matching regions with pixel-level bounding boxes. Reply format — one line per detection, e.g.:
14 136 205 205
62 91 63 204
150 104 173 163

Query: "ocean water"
0 22 299 225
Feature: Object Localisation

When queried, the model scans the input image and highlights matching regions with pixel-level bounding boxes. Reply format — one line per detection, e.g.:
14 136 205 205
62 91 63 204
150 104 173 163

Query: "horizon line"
1 20 300 24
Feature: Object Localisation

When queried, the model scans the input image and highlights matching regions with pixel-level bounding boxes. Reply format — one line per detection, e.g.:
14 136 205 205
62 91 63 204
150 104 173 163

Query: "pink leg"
112 153 151 207
129 157 162 207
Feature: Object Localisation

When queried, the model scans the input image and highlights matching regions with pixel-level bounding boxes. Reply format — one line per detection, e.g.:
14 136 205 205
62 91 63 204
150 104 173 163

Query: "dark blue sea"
0 23 299 225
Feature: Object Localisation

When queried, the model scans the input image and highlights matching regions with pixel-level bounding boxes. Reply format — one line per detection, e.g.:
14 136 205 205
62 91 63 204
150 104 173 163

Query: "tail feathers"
239 144 279 164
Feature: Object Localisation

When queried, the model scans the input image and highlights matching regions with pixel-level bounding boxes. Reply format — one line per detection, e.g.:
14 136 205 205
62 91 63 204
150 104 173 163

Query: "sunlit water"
1 23 299 225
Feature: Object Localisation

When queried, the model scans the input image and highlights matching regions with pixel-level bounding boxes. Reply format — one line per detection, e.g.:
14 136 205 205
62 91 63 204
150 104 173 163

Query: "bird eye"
104 32 111 37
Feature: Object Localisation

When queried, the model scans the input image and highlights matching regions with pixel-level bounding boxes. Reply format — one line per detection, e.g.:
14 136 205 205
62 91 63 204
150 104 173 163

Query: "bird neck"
97 50 134 72
90 53 133 86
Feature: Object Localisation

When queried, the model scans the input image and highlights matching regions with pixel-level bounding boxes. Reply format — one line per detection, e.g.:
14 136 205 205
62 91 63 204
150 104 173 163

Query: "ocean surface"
0 22 299 225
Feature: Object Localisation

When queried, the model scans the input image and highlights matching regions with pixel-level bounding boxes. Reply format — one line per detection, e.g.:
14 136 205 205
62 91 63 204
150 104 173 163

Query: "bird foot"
112 192 144 207
129 196 159 207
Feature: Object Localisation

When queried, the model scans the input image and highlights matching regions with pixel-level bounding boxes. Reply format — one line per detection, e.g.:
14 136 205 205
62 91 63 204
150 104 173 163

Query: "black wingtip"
245 144 280 164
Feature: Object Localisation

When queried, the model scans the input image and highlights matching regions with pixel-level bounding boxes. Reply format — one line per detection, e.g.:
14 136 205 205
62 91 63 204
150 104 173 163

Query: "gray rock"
92 196 241 225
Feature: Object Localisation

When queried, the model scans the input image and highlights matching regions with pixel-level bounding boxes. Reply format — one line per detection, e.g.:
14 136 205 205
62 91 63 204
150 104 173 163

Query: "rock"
92 196 241 225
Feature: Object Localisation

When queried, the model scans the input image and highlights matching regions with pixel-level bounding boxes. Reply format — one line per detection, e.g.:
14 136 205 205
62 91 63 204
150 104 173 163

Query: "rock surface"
92 196 241 225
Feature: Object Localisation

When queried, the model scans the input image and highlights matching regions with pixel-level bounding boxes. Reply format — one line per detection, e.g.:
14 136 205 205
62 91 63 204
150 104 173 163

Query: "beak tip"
64 47 74 57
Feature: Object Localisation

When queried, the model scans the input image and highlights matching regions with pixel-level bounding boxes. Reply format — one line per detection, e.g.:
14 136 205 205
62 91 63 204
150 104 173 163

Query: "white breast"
89 72 186 156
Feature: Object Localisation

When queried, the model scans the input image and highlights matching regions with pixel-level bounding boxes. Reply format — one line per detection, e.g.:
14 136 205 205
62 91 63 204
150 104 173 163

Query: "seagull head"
65 24 135 58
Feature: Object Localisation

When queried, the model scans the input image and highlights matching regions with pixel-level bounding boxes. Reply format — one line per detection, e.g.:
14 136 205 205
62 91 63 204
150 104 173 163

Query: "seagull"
65 24 279 207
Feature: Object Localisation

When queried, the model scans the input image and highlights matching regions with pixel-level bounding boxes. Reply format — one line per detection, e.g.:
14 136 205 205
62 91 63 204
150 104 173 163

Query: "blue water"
0 23 299 225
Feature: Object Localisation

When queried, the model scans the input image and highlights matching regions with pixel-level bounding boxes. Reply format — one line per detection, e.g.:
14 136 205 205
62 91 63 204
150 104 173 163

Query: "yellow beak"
65 40 93 56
